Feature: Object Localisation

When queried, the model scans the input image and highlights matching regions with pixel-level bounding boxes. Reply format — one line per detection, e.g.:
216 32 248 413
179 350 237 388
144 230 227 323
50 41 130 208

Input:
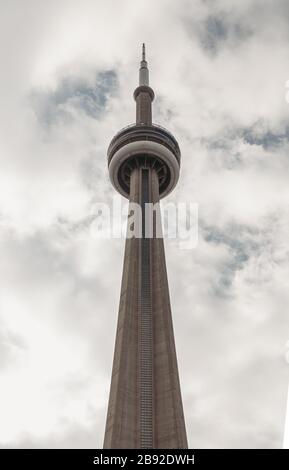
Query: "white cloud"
0 0 288 448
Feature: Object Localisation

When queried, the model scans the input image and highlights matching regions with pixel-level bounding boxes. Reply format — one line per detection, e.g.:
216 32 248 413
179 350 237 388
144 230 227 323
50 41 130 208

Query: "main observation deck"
107 123 181 199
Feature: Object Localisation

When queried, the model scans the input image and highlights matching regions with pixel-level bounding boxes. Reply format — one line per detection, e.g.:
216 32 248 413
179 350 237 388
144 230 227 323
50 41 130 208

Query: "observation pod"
107 44 181 200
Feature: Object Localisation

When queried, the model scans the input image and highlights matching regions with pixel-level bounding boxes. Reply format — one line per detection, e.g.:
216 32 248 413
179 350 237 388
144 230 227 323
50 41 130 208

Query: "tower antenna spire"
139 43 149 86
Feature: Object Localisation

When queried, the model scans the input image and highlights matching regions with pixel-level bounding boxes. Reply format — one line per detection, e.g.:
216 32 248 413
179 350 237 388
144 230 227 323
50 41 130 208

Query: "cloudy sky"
0 0 289 449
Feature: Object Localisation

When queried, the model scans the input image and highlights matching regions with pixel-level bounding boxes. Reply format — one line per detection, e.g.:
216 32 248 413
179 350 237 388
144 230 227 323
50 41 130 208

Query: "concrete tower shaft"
104 45 187 449
104 166 187 448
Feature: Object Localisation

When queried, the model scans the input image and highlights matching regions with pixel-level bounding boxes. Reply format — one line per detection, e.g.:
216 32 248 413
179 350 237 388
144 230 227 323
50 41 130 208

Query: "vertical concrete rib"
139 169 153 448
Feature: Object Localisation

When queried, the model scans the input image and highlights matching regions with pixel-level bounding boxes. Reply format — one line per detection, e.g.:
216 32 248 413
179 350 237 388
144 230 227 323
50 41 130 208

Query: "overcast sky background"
0 0 289 448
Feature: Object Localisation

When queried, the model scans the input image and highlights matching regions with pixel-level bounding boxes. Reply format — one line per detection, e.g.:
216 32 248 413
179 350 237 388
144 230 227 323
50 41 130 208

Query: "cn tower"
104 44 188 449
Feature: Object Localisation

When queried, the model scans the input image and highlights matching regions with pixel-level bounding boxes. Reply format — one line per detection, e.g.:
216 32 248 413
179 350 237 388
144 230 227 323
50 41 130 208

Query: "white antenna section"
139 43 149 86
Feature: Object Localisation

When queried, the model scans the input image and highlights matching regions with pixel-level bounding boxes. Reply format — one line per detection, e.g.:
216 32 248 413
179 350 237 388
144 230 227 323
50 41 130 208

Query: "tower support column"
104 165 187 448
104 45 187 449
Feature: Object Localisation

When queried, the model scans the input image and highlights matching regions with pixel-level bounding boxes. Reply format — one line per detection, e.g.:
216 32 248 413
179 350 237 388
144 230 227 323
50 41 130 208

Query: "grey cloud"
200 14 252 54
182 4 253 56
199 119 289 173
30 70 118 127
201 224 258 296
242 126 289 150
0 328 28 370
